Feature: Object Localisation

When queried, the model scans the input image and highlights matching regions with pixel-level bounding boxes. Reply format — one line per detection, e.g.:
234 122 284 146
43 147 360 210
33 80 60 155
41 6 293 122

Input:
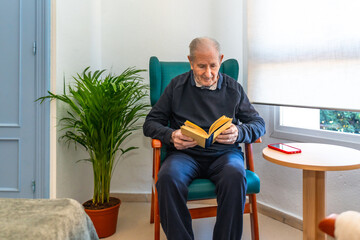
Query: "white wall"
55 0 102 203
253 105 303 218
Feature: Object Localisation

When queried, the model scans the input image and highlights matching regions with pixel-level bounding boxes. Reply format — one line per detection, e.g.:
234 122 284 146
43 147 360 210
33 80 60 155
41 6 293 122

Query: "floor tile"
103 202 303 240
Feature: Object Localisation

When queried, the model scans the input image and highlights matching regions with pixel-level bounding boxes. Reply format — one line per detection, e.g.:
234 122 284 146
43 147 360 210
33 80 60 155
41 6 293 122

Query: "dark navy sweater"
143 70 266 156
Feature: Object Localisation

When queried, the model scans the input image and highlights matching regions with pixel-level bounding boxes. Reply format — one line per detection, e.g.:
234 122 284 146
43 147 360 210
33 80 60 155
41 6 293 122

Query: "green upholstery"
188 171 260 200
149 56 239 106
149 56 260 201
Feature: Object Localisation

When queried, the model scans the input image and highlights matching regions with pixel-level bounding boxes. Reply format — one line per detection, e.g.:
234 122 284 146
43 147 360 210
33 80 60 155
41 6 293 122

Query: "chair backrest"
149 56 239 106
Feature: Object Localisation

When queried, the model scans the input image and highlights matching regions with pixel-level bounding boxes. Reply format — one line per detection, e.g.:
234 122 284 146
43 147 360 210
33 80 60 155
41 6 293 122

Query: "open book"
180 115 232 148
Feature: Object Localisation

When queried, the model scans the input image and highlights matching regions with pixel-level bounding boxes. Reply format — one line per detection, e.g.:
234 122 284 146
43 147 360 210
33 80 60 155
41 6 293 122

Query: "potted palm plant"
37 67 149 238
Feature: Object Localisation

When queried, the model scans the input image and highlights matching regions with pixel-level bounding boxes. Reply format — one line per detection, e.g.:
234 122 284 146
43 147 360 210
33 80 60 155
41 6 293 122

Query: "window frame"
270 106 360 149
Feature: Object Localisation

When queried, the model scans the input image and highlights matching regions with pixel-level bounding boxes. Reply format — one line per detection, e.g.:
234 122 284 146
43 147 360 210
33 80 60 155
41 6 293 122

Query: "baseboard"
257 201 303 231
110 193 152 202
112 193 303 231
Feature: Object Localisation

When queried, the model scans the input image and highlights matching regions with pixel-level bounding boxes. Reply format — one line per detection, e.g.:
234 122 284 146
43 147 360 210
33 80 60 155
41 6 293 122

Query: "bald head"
188 37 221 61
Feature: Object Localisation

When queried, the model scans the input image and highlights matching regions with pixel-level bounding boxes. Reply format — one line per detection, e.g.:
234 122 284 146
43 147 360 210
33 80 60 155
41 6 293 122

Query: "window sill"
270 107 360 150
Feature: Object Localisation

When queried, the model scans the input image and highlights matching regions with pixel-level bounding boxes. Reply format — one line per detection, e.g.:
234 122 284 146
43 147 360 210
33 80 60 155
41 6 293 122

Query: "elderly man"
143 37 265 240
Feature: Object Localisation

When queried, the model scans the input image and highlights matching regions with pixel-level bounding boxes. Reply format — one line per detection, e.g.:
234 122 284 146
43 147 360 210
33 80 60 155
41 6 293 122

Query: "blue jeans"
156 150 247 240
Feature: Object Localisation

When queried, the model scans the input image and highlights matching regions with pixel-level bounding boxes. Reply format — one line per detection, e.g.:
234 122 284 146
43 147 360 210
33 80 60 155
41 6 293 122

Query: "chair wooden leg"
249 194 259 240
154 188 160 240
150 188 154 223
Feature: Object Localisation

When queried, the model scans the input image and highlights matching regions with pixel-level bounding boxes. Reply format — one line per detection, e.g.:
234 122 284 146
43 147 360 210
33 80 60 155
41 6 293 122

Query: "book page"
212 120 232 143
209 116 232 136
183 120 208 136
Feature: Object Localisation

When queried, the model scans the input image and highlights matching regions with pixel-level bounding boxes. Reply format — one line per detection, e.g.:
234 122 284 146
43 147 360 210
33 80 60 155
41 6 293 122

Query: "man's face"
188 46 224 87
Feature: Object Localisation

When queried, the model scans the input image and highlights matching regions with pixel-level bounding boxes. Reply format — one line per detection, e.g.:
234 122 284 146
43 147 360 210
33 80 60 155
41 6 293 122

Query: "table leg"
303 170 326 240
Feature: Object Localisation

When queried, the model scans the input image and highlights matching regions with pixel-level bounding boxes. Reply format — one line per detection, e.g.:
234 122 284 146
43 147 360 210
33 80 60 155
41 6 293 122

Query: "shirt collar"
190 70 223 90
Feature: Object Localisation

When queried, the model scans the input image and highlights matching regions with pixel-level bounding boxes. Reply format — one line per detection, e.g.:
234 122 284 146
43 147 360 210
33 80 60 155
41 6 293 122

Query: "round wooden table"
263 143 360 240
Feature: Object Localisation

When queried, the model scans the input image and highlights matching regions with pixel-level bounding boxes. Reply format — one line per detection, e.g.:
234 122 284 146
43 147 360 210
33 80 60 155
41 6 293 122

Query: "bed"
0 198 99 240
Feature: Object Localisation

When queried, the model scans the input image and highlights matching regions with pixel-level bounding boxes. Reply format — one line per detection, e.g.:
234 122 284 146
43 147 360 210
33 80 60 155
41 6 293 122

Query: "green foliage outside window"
320 110 360 134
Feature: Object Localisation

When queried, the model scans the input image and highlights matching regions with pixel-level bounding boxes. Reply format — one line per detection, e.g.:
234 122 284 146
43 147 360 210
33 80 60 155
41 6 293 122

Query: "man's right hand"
171 129 197 150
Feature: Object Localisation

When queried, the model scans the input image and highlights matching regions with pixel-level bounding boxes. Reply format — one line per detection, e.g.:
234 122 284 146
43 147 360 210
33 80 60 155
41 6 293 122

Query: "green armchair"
149 56 261 240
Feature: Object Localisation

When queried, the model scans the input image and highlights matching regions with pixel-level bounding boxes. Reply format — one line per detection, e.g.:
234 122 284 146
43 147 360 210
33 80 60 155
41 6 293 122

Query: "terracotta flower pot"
84 199 121 238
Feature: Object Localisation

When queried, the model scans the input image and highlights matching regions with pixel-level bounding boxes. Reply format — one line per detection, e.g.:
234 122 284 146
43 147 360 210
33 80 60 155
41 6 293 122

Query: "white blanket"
0 198 99 240
335 211 360 240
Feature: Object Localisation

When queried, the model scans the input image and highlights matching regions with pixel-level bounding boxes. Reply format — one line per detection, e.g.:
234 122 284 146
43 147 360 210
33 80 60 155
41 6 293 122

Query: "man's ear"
219 54 224 64
187 56 193 69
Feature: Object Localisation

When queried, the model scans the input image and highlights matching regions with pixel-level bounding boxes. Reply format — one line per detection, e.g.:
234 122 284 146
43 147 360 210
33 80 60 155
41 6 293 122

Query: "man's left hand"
215 123 238 144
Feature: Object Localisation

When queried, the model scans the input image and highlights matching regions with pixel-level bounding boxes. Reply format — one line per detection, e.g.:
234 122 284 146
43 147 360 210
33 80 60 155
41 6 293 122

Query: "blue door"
0 0 49 198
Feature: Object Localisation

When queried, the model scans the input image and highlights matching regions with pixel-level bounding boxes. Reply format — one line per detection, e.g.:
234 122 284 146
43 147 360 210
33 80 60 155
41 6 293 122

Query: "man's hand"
171 129 197 150
215 123 238 144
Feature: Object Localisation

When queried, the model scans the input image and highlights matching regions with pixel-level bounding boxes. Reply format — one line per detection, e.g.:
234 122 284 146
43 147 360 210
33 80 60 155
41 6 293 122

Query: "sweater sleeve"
235 86 266 143
143 82 175 145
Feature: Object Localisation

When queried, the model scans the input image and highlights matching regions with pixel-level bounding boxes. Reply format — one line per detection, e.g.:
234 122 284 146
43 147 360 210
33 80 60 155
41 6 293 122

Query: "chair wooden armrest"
254 138 262 143
151 139 162 182
152 139 162 148
150 138 162 234
318 214 337 238
245 138 262 172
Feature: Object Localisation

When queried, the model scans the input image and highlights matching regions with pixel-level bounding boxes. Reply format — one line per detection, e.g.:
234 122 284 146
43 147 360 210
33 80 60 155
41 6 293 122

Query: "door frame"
34 0 51 198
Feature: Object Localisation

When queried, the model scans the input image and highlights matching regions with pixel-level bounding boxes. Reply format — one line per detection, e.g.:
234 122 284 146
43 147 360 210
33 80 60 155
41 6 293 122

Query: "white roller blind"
247 0 360 111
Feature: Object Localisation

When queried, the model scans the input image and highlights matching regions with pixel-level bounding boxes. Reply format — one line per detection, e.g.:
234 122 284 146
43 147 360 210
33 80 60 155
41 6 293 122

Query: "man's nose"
204 67 212 78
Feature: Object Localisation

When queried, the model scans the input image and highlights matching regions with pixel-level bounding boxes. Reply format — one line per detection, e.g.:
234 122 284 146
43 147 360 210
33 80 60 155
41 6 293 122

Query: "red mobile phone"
268 143 301 154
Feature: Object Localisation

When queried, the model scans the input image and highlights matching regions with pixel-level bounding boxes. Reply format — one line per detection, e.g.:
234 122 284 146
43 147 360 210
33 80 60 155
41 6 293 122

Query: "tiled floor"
103 202 303 240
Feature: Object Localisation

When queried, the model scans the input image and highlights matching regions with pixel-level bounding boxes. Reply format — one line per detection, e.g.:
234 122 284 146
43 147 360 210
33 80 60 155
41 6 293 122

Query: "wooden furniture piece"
263 143 360 240
148 56 262 240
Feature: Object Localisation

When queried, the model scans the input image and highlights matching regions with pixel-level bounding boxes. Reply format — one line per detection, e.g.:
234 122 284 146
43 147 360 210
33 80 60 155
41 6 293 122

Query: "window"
280 107 360 135
271 106 360 147
320 110 360 134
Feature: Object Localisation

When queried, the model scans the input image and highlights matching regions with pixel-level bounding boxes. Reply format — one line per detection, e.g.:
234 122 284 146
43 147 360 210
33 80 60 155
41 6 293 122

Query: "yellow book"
180 115 232 148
